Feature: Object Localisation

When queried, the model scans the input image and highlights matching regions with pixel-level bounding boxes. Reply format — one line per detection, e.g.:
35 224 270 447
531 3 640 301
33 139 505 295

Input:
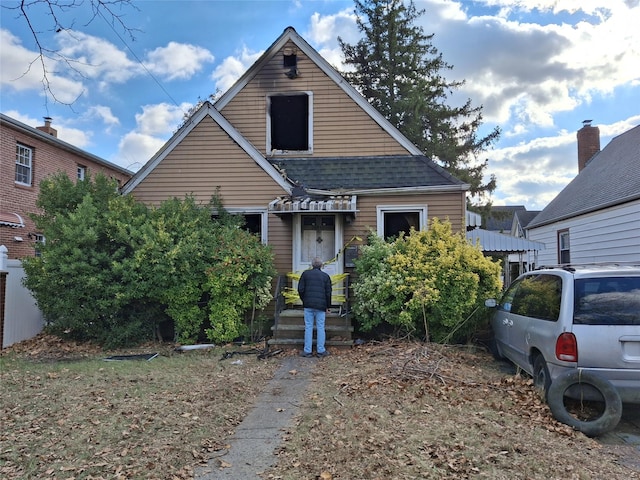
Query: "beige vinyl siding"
220 41 409 157
348 192 467 236
130 116 287 206
130 116 294 275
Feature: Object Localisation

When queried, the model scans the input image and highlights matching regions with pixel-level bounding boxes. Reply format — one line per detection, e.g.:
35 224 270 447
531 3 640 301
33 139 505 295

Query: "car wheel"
533 355 551 398
547 369 622 437
487 336 504 360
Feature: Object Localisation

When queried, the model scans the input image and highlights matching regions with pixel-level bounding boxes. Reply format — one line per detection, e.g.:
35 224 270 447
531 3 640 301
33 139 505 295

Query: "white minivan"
486 264 640 436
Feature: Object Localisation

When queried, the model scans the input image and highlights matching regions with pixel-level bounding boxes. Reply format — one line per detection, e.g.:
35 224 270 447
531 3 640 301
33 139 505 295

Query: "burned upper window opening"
283 53 297 67
269 93 311 152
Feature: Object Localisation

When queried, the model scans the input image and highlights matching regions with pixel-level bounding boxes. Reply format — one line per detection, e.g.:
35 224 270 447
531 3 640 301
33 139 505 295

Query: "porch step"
269 309 354 349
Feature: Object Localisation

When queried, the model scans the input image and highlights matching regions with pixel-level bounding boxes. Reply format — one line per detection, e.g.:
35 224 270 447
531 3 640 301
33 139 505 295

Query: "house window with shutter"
267 92 313 154
558 230 570 264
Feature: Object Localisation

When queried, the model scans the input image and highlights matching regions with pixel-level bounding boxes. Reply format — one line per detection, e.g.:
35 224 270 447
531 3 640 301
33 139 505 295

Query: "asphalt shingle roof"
267 155 466 191
528 125 640 229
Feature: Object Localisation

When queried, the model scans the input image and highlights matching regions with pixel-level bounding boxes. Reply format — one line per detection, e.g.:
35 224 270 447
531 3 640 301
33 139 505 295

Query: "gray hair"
311 257 323 268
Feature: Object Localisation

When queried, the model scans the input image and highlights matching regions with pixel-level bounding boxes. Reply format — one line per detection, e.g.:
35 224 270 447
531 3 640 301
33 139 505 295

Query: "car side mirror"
485 298 497 308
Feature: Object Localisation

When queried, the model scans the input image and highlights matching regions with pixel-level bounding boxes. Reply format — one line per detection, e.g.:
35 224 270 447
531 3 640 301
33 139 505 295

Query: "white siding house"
527 123 640 265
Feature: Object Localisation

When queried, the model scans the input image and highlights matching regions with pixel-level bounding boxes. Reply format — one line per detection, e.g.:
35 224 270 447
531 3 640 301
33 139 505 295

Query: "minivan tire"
533 355 551 399
547 369 622 437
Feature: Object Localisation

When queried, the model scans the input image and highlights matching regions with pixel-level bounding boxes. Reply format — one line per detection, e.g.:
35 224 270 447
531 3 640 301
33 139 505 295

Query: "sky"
1 0 639 211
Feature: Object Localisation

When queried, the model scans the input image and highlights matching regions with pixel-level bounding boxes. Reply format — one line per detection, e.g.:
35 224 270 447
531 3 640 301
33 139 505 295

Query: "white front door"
293 214 344 305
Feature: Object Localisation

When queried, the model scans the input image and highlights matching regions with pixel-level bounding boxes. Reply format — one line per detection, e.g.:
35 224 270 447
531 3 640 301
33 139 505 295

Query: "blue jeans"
303 308 326 354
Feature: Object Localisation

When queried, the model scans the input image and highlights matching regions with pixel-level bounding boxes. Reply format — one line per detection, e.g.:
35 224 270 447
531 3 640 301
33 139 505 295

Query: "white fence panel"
3 259 44 348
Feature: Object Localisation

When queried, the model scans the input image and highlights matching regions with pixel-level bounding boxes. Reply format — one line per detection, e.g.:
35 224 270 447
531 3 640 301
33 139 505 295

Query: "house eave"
306 184 470 196
527 194 640 230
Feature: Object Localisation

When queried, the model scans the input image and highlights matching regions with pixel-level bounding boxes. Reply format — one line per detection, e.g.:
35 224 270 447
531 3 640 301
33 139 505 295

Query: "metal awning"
0 212 25 228
268 195 358 214
466 228 545 253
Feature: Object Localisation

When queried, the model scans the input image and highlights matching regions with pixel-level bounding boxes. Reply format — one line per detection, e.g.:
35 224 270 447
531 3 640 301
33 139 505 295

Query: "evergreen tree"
339 0 500 201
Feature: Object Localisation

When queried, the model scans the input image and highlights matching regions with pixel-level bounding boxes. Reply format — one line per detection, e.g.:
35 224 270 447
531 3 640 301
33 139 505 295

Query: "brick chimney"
36 116 58 137
577 120 600 172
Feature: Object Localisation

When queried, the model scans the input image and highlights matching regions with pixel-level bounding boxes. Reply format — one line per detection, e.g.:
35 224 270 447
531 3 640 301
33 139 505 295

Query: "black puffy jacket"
297 267 332 310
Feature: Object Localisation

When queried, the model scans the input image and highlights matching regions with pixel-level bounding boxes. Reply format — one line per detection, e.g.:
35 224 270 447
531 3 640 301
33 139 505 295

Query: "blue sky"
1 0 639 210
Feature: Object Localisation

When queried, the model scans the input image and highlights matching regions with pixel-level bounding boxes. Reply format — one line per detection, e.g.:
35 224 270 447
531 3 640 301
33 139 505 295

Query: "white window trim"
376 205 428 237
266 91 313 155
77 165 87 180
15 143 33 186
223 208 269 244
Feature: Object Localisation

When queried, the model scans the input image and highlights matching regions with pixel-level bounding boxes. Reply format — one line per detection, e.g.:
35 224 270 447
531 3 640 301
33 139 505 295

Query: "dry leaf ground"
2 336 638 480
264 342 639 480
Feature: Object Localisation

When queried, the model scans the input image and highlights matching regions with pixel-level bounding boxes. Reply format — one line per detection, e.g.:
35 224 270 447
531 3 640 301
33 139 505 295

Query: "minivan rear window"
574 277 640 325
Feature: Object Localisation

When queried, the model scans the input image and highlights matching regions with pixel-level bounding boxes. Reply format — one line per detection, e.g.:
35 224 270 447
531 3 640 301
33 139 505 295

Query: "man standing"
297 257 332 357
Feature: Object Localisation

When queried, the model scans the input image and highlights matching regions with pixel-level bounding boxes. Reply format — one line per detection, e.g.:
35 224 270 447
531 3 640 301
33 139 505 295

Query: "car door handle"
503 319 513 327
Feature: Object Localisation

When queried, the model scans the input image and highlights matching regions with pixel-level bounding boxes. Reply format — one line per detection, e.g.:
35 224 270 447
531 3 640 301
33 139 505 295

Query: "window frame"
77 165 87 181
558 229 570 264
266 91 313 155
376 205 427 239
15 143 33 186
219 208 269 244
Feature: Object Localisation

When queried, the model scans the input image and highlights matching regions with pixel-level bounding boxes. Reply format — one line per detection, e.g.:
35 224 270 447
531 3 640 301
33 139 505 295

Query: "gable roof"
122 103 293 194
124 26 470 197
527 125 640 229
215 26 423 156
268 155 467 193
485 205 527 231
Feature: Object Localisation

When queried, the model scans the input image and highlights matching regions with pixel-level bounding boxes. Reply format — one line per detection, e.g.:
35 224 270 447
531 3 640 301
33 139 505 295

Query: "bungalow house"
526 122 640 265
122 27 471 347
0 113 132 348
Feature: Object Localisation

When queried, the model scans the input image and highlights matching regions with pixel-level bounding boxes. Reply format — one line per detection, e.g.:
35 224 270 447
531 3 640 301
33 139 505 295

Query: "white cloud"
114 102 192 170
134 102 190 136
414 0 640 131
0 29 85 103
146 42 214 81
85 105 120 127
116 131 166 171
211 47 263 93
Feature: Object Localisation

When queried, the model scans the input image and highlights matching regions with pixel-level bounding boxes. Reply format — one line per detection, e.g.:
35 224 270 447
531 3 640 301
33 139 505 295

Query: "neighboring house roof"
514 210 541 229
0 113 133 177
268 155 466 193
485 205 527 231
528 125 640 229
467 228 545 253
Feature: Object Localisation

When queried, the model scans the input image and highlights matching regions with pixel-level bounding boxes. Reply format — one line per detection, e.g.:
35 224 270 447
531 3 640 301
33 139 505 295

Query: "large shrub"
352 218 502 343
23 174 276 347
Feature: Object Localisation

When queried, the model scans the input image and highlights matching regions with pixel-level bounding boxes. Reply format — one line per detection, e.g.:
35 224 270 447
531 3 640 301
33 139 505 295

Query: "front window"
15 143 33 185
558 230 570 264
267 92 313 154
77 165 87 180
376 205 427 240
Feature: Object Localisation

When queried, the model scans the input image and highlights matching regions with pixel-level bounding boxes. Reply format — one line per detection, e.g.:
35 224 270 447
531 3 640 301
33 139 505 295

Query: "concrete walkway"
194 355 316 479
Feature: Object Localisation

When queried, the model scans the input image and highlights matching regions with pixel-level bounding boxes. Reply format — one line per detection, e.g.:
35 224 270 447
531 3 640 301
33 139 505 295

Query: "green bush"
352 218 502 343
23 174 275 347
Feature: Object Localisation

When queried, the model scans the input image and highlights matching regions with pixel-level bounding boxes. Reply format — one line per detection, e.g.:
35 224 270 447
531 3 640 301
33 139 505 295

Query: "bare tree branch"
3 0 139 107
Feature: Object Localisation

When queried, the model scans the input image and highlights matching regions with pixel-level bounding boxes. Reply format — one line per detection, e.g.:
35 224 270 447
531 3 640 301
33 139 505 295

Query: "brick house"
1 113 132 348
0 113 132 259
